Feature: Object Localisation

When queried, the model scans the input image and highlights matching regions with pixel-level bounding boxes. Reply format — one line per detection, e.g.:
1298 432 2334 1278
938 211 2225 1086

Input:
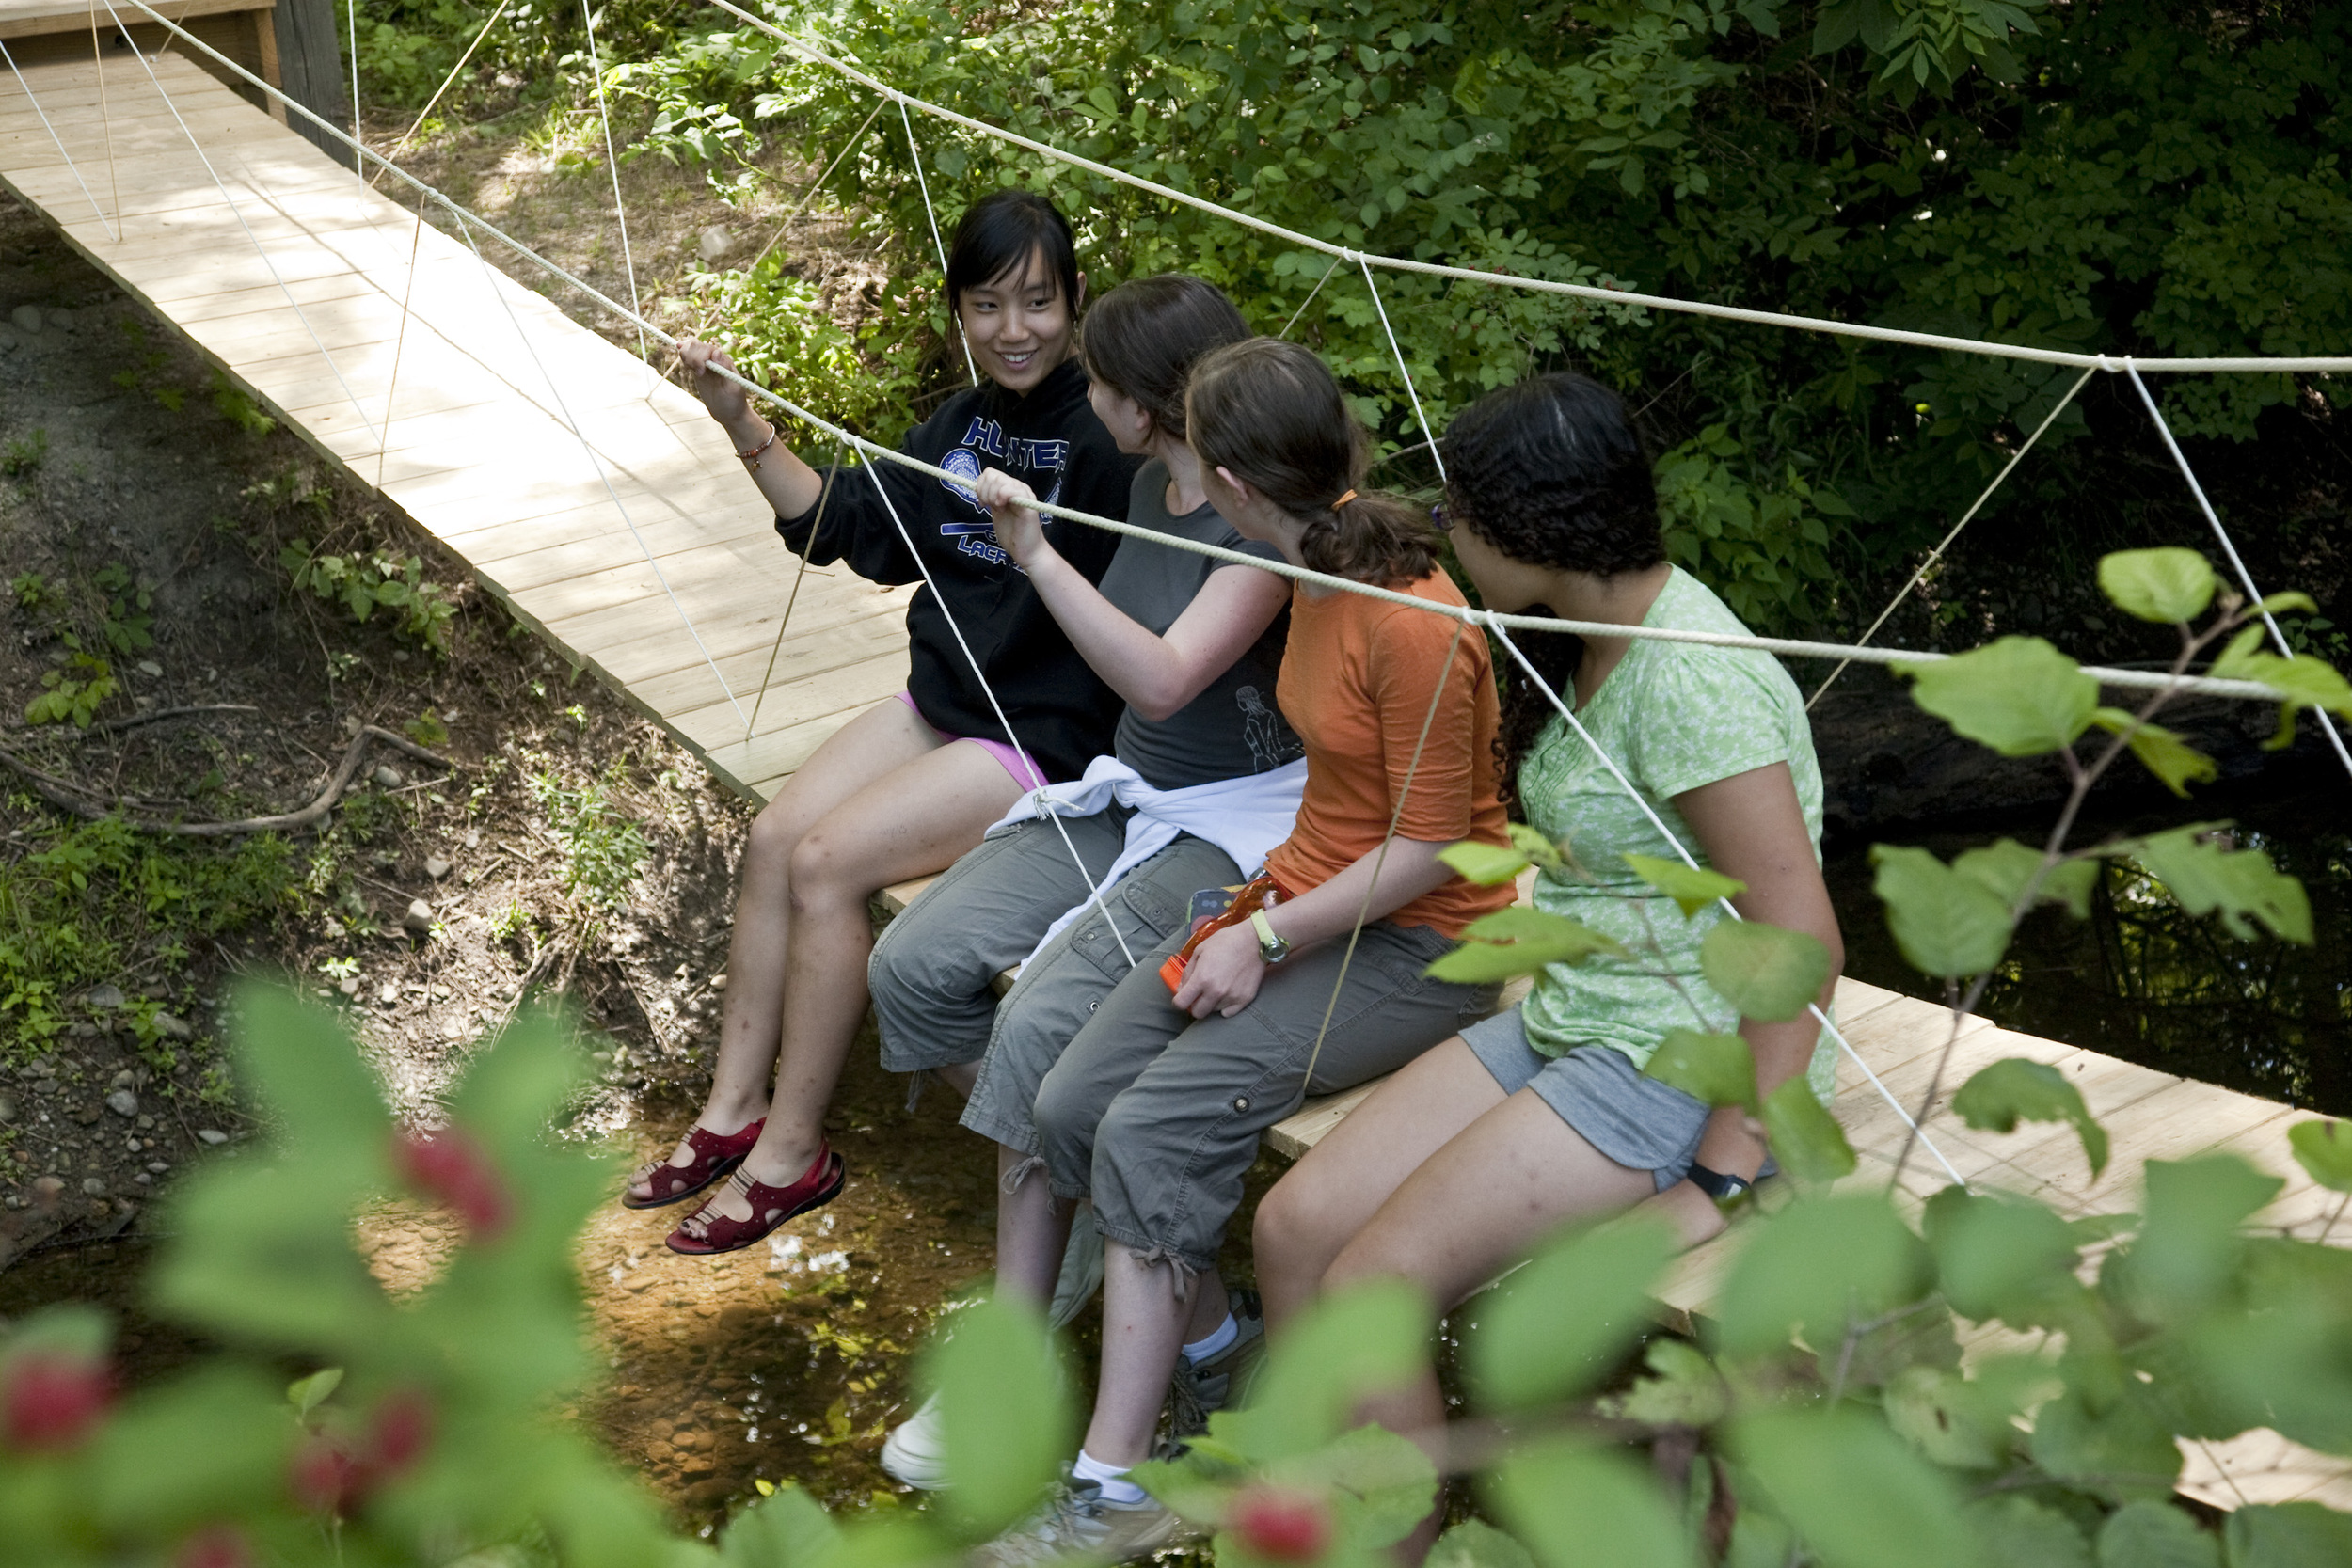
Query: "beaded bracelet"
738 423 778 470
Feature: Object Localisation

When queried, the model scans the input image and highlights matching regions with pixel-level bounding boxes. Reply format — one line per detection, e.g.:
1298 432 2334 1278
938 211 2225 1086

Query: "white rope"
739 93 889 277
1486 618 1973 1193
899 98 977 386
580 0 650 376
346 0 362 174
0 35 119 241
89 0 119 236
111 1 2318 718
1359 257 1447 483
704 1 2352 377
1277 255 1342 340
370 0 510 188
98 8 381 450
2123 362 2352 781
451 208 749 728
1808 364 2098 709
377 188 427 489
850 461 1137 970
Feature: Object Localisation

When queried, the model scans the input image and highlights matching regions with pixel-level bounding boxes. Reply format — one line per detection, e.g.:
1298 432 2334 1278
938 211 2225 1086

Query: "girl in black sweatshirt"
627 191 1139 1254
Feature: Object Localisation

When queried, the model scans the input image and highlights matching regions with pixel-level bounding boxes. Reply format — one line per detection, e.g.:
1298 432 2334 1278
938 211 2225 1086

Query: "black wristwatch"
1686 1162 1755 1208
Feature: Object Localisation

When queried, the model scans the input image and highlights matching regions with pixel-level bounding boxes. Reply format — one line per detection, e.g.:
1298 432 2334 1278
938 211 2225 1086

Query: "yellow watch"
1249 909 1292 965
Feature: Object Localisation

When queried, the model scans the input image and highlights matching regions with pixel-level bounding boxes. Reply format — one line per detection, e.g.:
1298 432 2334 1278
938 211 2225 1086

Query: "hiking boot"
1166 1288 1265 1443
970 1474 1182 1568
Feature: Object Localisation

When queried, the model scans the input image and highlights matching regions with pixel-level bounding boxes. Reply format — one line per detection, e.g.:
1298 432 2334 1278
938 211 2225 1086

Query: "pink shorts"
895 691 1049 790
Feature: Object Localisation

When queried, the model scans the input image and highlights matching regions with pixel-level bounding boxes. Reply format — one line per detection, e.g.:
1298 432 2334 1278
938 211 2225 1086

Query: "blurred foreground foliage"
8 546 2352 1566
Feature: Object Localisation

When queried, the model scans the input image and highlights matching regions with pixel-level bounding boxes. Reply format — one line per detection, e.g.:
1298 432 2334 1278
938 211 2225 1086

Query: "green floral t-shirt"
1516 567 1837 1103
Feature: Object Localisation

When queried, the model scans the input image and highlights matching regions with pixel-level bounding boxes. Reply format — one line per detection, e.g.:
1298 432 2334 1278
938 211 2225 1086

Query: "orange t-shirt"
1263 571 1515 939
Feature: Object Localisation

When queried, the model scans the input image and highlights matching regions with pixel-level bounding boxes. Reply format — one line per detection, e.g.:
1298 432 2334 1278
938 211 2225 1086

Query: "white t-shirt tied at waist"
990 754 1310 968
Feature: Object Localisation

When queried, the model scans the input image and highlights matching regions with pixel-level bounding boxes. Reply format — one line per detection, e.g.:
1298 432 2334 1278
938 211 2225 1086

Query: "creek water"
1822 774 2350 1117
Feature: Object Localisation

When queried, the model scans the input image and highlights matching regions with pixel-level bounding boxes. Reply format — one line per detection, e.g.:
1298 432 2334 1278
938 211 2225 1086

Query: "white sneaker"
970 1475 1181 1568
884 1223 1103 1490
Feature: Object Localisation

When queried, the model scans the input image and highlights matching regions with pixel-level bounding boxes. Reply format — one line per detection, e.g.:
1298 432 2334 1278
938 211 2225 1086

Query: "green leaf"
1899 637 2098 757
1760 1075 1855 1185
2095 1500 2218 1568
1467 1214 1674 1411
1440 840 1531 886
1643 1030 1756 1110
1870 844 2014 977
1222 1280 1426 1462
2286 1119 2352 1194
2090 708 2218 796
286 1365 343 1417
2120 1155 2281 1321
1427 907 1629 983
1715 1192 1931 1360
922 1293 1073 1538
1429 1518 1539 1568
723 1480 845 1568
1732 1406 1980 1568
1621 852 1743 917
1700 920 1829 1022
1506 823 1566 873
2028 1384 2181 1501
1922 1185 2081 1324
2210 642 2352 750
1952 838 2097 919
2133 828 2312 943
1883 1365 2013 1470
1488 1436 1691 1568
1596 1338 1728 1428
89 1365 296 1535
2252 591 2319 619
1951 1057 2108 1178
1968 1495 2091 1568
2097 548 2217 624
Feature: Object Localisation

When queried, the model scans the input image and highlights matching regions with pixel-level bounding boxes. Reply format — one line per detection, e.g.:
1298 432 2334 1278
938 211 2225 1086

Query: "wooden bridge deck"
6 44 2344 1515
0 49 913 801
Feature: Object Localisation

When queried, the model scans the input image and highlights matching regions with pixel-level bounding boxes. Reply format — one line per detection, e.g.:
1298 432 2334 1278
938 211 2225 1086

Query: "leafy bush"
2 428 46 477
278 539 461 655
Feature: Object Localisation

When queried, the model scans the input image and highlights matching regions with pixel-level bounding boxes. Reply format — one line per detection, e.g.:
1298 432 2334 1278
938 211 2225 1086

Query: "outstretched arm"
977 469 1291 721
682 339 825 521
1636 760 1844 1243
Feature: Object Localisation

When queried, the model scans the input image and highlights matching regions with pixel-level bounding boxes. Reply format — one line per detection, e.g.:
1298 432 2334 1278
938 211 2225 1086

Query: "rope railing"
701 0 2352 378
83 1 2324 721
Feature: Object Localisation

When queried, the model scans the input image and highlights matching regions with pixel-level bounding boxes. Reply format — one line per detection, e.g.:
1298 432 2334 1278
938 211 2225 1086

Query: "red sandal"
664 1142 845 1256
621 1117 767 1210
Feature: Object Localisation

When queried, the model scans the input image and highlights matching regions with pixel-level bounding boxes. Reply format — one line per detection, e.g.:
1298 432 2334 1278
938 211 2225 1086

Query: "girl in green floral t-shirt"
1254 372 1846 1558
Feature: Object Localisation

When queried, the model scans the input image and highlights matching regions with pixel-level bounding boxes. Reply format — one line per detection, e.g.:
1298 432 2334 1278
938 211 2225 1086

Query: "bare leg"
933 1061 981 1099
700 737 1027 1214
995 1143 1075 1311
1080 1247 1226 1468
1325 1089 1659 1564
1252 1037 1502 1333
628 699 945 1201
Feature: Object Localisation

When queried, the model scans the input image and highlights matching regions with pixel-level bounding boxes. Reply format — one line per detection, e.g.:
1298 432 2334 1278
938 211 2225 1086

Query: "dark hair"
1080 276 1250 441
1185 338 1438 586
945 189 1080 316
1440 372 1665 814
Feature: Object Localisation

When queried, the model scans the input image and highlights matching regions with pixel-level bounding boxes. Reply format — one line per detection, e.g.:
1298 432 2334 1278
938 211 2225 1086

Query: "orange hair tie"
1329 489 1358 512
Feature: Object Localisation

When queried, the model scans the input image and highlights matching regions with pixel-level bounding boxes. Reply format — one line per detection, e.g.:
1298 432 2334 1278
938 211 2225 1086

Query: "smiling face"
958 246 1080 394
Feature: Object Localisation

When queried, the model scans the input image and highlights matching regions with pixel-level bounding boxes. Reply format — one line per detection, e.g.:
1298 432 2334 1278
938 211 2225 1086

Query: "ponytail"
1185 338 1438 587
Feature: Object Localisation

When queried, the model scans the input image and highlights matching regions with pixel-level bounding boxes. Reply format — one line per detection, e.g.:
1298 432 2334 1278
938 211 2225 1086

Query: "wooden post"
270 0 342 159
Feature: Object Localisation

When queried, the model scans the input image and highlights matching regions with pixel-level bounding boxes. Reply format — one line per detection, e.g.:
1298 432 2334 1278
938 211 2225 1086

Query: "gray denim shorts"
1462 1007 1712 1193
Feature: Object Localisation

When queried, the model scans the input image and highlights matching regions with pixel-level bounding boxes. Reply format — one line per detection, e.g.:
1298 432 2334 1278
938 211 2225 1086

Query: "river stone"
425 855 453 880
403 899 435 933
373 764 405 788
81 1177 105 1196
106 1089 138 1117
197 1129 229 1145
86 983 125 1009
696 225 736 262
9 304 40 334
0 1096 14 1122
152 1012 193 1040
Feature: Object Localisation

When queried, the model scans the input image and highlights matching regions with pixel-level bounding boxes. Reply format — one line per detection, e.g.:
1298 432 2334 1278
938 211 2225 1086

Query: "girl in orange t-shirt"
969 338 1515 1564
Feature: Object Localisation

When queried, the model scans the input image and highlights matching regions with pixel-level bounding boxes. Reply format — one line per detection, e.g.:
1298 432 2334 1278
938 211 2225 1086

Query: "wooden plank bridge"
2 38 2344 1514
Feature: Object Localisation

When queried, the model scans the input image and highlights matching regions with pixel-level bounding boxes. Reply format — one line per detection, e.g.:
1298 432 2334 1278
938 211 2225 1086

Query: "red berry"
370 1388 433 1475
175 1525 252 1568
1231 1487 1331 1563
289 1434 372 1516
3 1351 112 1451
392 1128 513 1238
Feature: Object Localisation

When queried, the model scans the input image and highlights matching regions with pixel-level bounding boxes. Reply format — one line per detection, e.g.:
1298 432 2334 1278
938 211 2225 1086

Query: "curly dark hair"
1441 373 1665 814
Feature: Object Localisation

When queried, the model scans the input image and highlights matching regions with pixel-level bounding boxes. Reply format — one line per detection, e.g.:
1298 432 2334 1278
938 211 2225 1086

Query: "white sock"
1072 1449 1148 1507
1182 1311 1238 1366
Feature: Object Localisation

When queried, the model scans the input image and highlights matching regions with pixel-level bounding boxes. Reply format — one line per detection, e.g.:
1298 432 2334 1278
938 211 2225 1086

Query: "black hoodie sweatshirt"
776 358 1139 782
